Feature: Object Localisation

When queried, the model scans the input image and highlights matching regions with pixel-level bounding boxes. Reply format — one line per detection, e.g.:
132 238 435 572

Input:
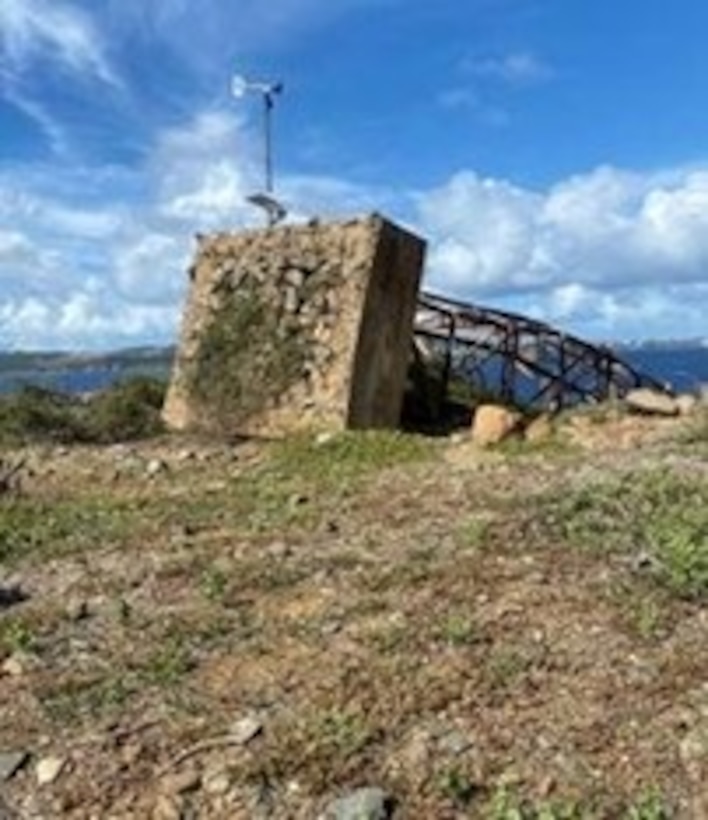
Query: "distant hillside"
0 346 176 375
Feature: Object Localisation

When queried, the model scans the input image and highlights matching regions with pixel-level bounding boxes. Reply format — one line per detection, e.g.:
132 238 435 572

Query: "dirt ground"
0 410 706 819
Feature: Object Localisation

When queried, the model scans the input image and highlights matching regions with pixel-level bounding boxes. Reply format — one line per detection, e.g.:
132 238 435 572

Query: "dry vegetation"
0 401 706 818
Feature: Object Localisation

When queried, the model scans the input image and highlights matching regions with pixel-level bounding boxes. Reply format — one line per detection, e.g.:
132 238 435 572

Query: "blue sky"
2 0 708 349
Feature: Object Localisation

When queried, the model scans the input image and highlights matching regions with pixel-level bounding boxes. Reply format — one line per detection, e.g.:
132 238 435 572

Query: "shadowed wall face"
162 214 425 435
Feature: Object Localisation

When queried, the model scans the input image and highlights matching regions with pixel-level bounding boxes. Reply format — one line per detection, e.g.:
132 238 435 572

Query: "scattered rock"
0 751 29 782
315 432 335 447
160 768 201 796
680 724 708 783
65 598 90 622
1 653 36 677
229 716 264 746
288 493 309 509
437 729 475 756
36 756 67 786
152 794 183 820
471 405 521 446
324 787 395 820
676 393 698 415
624 388 678 416
524 414 553 444
146 458 169 478
202 766 232 796
267 540 292 559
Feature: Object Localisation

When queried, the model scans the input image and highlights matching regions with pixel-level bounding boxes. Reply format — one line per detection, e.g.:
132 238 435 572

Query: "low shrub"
84 377 165 443
0 377 166 446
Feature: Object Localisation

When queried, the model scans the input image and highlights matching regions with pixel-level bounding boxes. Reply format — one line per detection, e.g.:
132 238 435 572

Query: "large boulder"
624 388 678 417
471 404 521 446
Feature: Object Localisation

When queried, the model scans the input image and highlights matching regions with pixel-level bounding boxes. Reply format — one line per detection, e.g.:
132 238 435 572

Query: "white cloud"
417 164 708 339
0 0 118 85
4 92 708 348
0 292 177 350
464 51 553 85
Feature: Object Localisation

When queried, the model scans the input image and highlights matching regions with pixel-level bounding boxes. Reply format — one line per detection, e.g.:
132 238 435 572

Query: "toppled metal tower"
414 291 669 416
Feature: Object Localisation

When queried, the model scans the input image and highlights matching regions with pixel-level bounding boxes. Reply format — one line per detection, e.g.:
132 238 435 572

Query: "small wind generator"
231 74 287 227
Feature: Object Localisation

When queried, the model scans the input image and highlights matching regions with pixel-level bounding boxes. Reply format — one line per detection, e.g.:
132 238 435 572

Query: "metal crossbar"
414 291 670 412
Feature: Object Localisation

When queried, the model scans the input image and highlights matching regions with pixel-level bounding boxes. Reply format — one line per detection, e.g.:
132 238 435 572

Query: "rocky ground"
0 406 706 819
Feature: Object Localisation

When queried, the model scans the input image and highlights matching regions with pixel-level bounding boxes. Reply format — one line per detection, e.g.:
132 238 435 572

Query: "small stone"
680 725 708 783
625 388 678 416
0 751 29 782
160 768 201 796
230 716 263 745
146 458 168 477
66 598 90 621
524 414 553 443
315 432 335 447
36 756 67 786
438 730 474 756
267 541 292 559
202 767 232 796
676 394 698 415
471 405 521 446
325 787 395 820
1 655 25 677
152 794 182 820
288 493 309 509
631 550 661 572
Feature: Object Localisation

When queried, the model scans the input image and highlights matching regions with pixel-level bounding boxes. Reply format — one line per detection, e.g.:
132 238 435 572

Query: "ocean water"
622 347 708 393
0 347 706 397
0 363 171 396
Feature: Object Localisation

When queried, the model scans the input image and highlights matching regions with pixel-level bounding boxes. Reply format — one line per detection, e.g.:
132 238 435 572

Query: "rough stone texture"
471 404 521 446
162 214 425 436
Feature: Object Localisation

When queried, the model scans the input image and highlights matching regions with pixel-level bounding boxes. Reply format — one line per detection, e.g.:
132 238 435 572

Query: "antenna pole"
233 74 286 228
264 91 274 196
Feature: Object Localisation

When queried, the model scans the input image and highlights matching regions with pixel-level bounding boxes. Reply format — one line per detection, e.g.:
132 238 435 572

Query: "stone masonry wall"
162 214 426 436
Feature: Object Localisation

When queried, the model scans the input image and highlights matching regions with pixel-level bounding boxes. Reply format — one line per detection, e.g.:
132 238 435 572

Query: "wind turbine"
231 74 287 227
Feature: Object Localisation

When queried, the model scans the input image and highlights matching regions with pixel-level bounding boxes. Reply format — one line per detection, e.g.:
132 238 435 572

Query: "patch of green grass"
272 430 435 485
173 430 434 539
538 470 708 600
140 636 194 687
439 766 478 807
0 617 38 655
0 495 138 566
437 612 480 647
485 646 533 691
313 709 373 757
623 789 672 820
199 565 229 602
487 785 672 820
462 517 492 550
489 785 589 819
40 674 132 723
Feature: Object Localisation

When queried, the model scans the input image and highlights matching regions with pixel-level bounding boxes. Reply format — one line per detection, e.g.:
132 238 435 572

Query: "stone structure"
162 214 426 436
